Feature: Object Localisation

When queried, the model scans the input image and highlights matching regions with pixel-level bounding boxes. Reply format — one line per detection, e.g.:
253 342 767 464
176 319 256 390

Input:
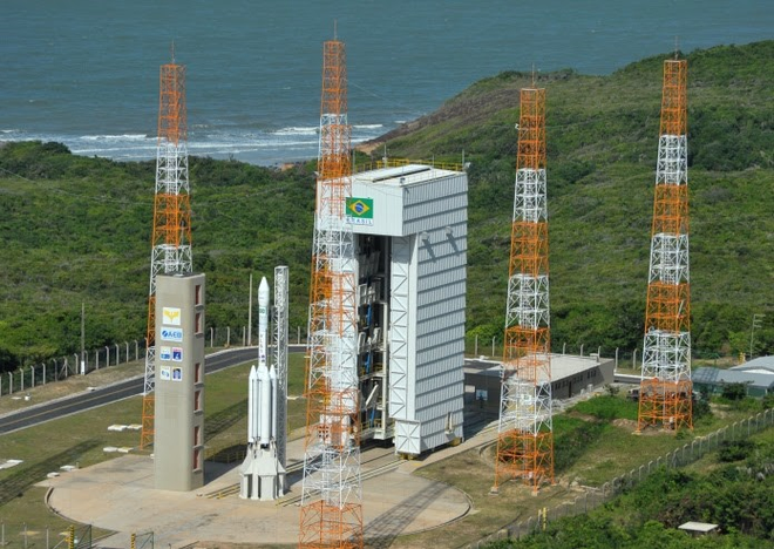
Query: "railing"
354 158 464 174
462 408 774 549
0 325 308 398
464 335 728 371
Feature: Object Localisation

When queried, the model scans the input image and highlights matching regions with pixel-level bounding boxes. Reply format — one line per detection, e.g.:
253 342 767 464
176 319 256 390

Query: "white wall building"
345 162 467 456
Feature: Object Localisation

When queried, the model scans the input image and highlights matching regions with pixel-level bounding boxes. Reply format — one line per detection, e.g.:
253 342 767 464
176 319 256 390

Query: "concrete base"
238 445 286 501
42 450 468 548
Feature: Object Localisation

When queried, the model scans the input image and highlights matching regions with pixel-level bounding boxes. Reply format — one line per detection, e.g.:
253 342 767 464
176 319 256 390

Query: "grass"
389 395 774 549
0 352 309 549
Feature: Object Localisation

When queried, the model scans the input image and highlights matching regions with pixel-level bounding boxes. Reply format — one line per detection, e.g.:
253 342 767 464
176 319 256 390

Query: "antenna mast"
637 59 692 433
299 38 363 549
493 86 554 494
140 58 193 449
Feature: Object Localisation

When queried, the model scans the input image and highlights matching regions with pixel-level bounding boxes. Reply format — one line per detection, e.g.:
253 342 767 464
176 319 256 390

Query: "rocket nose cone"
250 364 257 378
259 277 269 293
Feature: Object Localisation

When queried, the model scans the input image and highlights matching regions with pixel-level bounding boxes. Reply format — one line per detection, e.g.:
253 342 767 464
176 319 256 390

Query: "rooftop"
692 366 774 389
465 354 604 384
353 163 460 187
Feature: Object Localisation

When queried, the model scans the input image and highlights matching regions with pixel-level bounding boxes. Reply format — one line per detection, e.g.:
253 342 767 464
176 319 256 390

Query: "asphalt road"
0 347 266 436
1 345 635 437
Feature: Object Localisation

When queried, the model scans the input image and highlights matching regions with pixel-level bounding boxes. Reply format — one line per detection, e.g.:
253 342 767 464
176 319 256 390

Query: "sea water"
1 0 771 166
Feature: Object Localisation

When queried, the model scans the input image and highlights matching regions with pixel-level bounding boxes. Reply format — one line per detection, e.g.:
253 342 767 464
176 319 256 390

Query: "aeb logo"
161 327 184 342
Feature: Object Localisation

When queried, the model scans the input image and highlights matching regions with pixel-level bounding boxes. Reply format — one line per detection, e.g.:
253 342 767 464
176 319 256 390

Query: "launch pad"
42 443 469 548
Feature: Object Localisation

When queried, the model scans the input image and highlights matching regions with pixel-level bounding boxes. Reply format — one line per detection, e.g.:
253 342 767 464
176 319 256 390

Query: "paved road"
0 347 268 436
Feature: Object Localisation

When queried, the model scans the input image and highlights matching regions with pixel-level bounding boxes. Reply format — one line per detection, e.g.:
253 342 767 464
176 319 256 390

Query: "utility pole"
749 313 764 360
80 301 85 375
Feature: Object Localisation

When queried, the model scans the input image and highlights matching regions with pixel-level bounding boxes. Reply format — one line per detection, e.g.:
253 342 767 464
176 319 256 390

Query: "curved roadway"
0 347 275 436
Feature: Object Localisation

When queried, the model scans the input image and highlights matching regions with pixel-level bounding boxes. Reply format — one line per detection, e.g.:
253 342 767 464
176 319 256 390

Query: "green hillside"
1 41 774 371
374 40 774 355
0 143 316 369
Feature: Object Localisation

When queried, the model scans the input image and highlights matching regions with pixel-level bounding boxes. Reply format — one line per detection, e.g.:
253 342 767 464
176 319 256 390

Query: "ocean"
1 0 772 166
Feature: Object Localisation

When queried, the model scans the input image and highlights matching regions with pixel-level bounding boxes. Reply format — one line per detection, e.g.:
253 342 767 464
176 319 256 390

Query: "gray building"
154 273 206 491
464 354 616 413
347 163 467 456
693 356 774 398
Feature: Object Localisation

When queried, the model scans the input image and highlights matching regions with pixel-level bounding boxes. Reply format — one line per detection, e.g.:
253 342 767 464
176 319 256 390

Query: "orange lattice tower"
140 59 193 449
637 58 692 434
298 38 363 549
492 87 554 494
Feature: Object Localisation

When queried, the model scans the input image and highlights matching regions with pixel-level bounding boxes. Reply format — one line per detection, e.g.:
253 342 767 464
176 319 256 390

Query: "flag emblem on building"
346 197 374 225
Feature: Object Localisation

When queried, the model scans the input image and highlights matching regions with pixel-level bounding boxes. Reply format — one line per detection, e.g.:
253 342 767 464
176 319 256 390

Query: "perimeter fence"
461 408 774 549
0 325 307 399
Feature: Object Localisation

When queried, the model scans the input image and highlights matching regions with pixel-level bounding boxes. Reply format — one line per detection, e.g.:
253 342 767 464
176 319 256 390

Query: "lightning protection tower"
638 58 692 433
141 57 193 449
493 86 554 494
298 38 363 549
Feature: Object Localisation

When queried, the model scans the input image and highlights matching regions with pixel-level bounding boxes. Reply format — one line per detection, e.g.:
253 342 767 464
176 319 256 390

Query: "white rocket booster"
247 277 276 448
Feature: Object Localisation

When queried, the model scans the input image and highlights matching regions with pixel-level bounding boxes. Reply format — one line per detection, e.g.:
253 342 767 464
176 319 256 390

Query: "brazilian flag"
346 197 374 225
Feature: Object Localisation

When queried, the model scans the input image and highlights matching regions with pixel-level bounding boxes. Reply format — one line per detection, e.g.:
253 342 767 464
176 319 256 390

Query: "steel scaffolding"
140 60 193 449
638 59 692 433
493 87 554 494
298 39 363 549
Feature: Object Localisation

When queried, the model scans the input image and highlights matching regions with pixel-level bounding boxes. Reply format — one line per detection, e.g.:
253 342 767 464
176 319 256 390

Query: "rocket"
247 277 276 448
240 274 287 501
258 276 269 369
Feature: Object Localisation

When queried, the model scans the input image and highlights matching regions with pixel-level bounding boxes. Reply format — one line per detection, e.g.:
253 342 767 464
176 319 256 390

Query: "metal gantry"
493 87 554 494
273 265 289 468
638 59 692 433
140 60 193 449
298 39 363 549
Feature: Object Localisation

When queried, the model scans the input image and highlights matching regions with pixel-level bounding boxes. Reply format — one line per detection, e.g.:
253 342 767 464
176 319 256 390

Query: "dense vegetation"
489 437 774 549
2 41 774 371
379 40 774 357
0 142 316 369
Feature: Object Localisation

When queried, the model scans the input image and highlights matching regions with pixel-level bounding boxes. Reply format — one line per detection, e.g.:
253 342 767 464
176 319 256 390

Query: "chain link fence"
462 408 774 549
0 324 309 399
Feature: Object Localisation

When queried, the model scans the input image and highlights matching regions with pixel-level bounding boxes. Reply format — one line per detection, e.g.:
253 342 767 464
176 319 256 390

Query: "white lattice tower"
493 87 554 494
273 265 289 467
299 39 363 549
140 60 193 449
638 59 692 432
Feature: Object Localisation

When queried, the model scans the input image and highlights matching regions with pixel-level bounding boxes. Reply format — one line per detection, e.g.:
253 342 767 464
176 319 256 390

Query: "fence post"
227 327 231 347
563 342 566 355
31 365 35 389
242 326 246 347
298 326 301 345
615 347 619 370
8 372 12 394
135 340 139 361
43 363 46 385
115 343 119 365
21 367 24 392
580 344 584 356
491 336 495 356
105 346 109 367
474 334 479 356
96 349 99 371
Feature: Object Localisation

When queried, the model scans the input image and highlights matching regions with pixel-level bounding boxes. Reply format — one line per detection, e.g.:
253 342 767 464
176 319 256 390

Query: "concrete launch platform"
42 447 469 548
